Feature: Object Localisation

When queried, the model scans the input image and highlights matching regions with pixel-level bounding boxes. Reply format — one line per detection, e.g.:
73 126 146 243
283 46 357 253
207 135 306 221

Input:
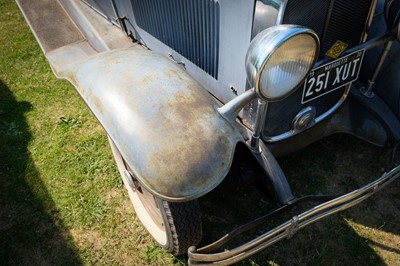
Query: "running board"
16 0 84 53
16 0 133 75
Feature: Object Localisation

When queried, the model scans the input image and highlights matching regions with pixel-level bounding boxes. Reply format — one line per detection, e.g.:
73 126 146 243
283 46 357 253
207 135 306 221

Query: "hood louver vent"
131 0 220 79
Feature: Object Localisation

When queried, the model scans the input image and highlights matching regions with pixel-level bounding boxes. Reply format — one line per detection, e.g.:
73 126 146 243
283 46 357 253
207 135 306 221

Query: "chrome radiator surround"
259 0 379 142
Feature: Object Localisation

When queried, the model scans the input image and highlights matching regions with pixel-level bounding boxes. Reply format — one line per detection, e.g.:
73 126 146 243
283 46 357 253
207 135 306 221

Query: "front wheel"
108 137 202 255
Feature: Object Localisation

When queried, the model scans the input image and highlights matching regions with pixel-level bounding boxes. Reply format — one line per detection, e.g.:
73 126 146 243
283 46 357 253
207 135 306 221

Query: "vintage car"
17 0 400 264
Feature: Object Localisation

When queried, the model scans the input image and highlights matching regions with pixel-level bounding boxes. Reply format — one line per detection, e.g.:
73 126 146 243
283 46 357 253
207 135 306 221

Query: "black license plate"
302 49 365 104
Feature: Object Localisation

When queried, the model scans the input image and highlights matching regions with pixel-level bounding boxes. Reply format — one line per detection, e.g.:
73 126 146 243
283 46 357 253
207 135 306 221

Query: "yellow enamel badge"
326 40 348 59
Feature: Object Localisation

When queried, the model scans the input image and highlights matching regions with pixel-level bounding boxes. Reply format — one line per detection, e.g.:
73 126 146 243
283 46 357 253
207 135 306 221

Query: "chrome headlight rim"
247 25 320 102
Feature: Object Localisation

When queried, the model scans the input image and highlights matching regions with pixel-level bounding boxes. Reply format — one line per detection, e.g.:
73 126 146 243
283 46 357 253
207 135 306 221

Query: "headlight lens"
246 25 319 102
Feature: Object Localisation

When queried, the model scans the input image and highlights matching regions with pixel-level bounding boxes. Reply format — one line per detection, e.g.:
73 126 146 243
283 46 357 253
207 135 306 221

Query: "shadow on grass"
0 81 82 265
199 134 399 265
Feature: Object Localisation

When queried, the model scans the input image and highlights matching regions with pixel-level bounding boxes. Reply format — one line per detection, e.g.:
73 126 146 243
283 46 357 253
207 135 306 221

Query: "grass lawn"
0 0 399 265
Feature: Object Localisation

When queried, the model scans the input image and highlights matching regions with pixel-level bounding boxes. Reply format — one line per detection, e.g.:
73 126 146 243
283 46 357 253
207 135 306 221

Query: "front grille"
283 0 373 56
264 0 374 138
130 0 220 79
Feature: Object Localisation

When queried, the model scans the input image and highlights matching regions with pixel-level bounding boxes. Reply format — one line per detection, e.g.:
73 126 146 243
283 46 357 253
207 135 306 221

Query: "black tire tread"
162 200 202 255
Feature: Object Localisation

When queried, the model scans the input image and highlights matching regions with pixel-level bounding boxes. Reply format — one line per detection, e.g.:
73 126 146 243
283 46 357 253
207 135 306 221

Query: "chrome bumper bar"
188 163 400 265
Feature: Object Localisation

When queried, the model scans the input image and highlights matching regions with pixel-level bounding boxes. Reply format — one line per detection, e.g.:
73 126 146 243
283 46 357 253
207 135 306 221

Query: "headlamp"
246 25 320 102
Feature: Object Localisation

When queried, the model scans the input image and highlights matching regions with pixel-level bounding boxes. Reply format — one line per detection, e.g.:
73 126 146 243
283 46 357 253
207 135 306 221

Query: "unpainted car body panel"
59 46 243 201
17 0 245 201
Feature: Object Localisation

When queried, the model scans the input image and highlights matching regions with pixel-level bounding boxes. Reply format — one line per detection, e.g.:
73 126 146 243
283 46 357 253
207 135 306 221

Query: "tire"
108 137 202 255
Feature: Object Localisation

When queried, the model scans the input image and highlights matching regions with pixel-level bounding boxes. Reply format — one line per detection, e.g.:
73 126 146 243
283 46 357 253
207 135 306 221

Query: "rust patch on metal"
139 75 156 86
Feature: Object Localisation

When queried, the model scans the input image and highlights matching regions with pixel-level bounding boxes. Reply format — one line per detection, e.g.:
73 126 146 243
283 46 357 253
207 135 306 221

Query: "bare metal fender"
58 46 243 201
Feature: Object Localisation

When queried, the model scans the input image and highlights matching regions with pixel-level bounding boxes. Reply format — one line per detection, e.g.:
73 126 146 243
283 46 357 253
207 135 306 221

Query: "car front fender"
58 46 243 202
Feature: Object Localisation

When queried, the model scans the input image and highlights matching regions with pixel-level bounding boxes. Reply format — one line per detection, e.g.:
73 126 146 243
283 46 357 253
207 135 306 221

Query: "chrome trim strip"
363 0 379 42
188 164 400 265
276 0 288 25
264 85 351 142
218 88 256 123
249 100 267 152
